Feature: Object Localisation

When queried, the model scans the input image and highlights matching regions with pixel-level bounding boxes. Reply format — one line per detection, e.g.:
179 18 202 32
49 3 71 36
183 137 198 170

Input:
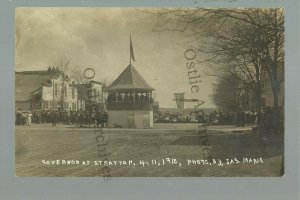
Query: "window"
72 88 75 99
55 84 58 96
44 101 49 110
64 85 67 98
72 103 76 110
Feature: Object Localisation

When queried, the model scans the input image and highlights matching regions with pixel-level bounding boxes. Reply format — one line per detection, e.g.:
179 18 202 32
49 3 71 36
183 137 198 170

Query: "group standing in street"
15 109 108 128
15 109 33 126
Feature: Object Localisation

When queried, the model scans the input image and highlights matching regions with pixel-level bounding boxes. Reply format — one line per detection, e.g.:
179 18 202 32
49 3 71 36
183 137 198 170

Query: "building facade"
15 67 78 111
76 81 105 111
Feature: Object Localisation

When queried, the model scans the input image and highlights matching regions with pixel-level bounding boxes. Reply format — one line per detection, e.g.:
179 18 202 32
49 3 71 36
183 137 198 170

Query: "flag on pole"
130 34 135 63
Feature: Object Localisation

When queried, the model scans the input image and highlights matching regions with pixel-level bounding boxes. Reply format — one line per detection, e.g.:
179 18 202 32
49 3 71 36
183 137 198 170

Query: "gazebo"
105 64 154 128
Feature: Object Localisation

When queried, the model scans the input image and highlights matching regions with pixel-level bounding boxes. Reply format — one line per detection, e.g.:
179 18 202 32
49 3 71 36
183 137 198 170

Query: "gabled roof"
15 70 58 101
106 64 154 91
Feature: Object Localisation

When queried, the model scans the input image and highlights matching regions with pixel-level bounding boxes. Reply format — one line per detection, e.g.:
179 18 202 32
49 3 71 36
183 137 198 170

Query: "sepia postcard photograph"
15 7 284 177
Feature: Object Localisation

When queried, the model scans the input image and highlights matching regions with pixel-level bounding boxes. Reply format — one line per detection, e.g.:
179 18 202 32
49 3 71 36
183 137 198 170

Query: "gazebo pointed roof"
106 64 154 91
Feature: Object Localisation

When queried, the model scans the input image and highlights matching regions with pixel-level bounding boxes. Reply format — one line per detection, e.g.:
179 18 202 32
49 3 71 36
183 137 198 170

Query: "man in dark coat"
51 110 57 126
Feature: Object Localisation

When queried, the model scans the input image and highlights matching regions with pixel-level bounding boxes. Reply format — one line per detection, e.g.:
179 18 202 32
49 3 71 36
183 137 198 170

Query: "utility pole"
59 57 66 111
52 70 55 110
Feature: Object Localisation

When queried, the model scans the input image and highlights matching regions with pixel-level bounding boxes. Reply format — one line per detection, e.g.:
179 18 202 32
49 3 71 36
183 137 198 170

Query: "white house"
15 67 78 111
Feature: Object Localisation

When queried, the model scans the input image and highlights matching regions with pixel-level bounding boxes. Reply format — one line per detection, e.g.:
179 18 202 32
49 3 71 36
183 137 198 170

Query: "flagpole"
129 33 135 65
129 33 131 65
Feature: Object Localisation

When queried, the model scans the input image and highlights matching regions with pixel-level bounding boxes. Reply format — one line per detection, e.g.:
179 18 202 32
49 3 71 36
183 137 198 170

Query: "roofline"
90 80 103 84
106 64 154 91
73 80 103 86
15 70 49 74
103 87 154 91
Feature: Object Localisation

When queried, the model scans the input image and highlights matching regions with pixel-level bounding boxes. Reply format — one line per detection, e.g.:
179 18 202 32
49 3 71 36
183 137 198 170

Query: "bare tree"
51 56 78 111
56 57 71 110
68 65 87 84
153 8 284 111
212 73 241 111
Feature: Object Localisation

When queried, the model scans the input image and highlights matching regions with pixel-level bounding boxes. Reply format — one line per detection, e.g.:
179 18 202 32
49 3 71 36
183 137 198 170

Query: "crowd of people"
197 109 262 126
16 107 281 131
15 109 108 127
154 108 273 127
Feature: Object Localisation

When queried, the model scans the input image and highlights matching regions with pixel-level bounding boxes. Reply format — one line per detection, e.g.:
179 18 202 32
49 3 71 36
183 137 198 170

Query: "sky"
15 8 216 108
